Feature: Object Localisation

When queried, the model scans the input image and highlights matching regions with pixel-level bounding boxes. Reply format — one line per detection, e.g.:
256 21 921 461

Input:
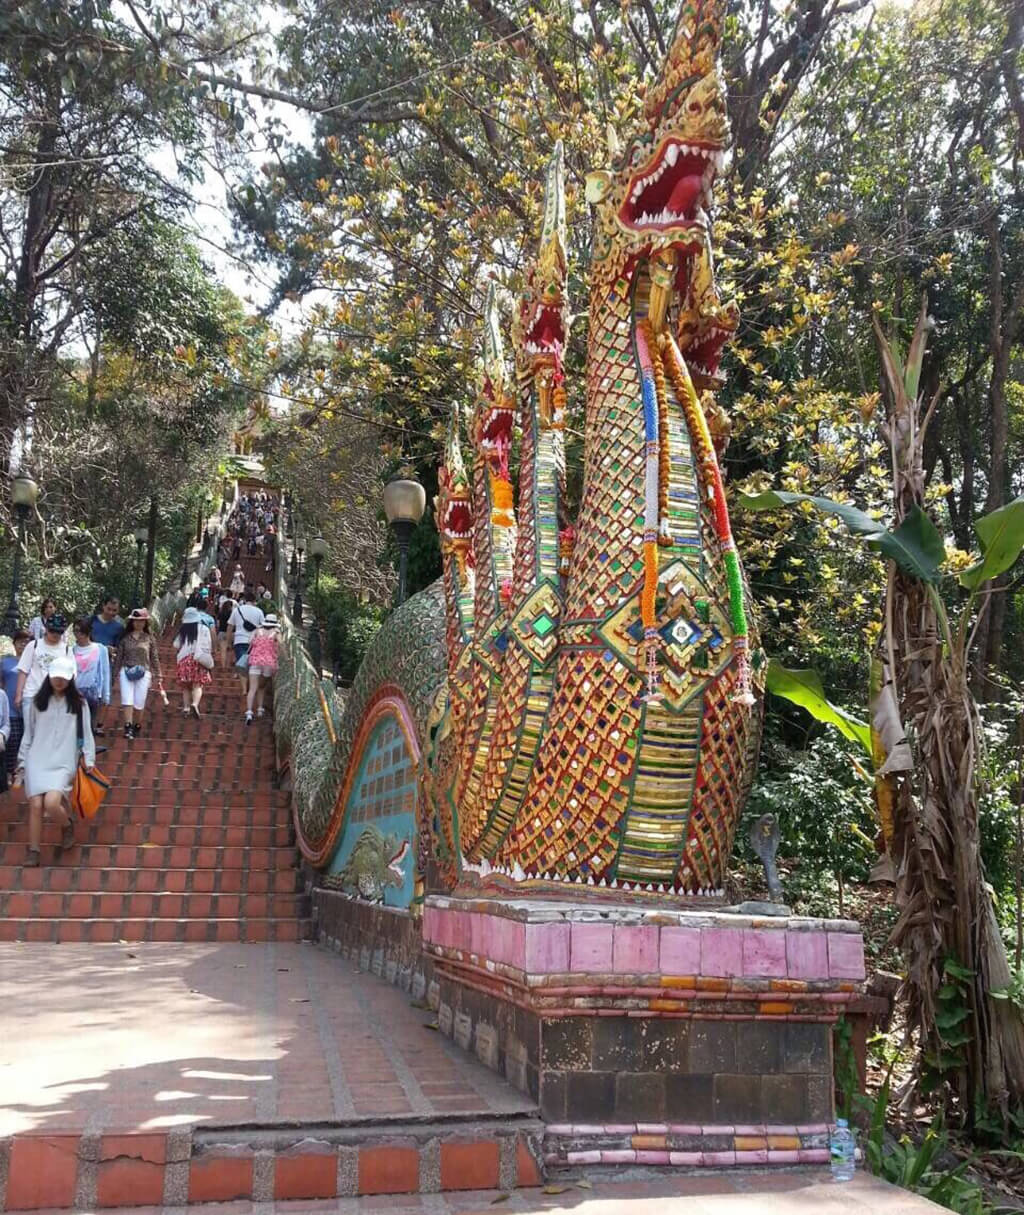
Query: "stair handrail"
271 527 346 851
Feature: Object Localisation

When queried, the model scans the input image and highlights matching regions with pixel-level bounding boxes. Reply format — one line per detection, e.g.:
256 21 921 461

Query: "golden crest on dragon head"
586 0 729 275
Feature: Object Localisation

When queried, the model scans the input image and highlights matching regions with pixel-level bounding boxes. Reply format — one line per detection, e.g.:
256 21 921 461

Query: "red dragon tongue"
667 174 704 218
537 318 560 347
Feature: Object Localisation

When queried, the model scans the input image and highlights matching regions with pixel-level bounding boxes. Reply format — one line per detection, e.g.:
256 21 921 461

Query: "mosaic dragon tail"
294 0 764 904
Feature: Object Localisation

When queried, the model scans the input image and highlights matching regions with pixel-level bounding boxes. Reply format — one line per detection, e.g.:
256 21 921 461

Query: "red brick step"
0 821 294 849
0 862 303 893
0 615 308 944
0 915 311 943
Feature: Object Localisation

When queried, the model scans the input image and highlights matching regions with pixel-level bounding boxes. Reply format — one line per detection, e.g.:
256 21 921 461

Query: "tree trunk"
144 496 157 604
876 307 1024 1118
1 114 59 446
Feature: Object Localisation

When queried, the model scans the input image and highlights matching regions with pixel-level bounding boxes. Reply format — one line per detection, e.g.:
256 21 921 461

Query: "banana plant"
740 300 1024 1116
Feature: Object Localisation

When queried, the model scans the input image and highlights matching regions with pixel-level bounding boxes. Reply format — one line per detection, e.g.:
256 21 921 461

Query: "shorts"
119 669 152 710
248 665 276 678
5 716 23 778
234 643 250 668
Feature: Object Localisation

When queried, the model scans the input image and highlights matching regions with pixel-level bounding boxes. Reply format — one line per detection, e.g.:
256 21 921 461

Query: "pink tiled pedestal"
421 895 866 1148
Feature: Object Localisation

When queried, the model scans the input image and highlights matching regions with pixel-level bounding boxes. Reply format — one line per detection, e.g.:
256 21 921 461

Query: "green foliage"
863 1083 994 1215
922 959 975 1089
307 575 385 683
765 660 871 753
959 499 1024 591
744 732 876 887
740 491 945 584
990 969 1024 1016
84 210 230 367
833 1015 860 1123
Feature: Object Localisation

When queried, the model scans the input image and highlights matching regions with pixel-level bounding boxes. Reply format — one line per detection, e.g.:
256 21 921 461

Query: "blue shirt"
1 656 20 718
91 614 125 649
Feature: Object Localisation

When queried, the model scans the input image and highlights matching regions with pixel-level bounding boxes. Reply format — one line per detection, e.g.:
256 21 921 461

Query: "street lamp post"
131 525 148 609
383 477 426 606
3 473 39 637
293 535 306 623
308 535 328 675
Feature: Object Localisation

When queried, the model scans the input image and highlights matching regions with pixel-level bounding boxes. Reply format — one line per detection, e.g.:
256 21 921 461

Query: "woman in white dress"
15 654 96 867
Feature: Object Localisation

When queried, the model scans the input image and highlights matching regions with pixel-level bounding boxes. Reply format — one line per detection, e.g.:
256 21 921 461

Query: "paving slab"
20 1171 945 1213
0 943 534 1137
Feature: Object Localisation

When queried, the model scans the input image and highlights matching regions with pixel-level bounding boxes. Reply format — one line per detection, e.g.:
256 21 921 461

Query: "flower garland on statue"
634 322 666 702
659 331 755 708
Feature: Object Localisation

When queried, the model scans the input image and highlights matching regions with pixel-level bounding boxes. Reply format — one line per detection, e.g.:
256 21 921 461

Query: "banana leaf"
765 660 872 755
739 491 944 583
959 497 1024 590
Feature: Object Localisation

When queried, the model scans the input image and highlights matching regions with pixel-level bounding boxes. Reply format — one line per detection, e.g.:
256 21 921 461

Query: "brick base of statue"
312 889 867 1169
421 894 865 1168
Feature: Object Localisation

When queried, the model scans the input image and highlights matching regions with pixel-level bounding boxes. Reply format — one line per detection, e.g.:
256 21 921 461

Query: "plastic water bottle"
830 1118 856 1181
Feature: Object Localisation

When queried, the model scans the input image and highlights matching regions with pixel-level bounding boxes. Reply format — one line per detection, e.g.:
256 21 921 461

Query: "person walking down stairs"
73 617 112 734
15 613 73 712
113 609 164 740
174 607 215 719
14 655 96 868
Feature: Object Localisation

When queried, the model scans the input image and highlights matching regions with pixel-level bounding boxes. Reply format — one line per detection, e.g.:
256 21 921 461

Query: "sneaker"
244 711 254 725
124 723 134 740
256 707 266 719
190 705 201 720
134 723 143 738
25 848 41 868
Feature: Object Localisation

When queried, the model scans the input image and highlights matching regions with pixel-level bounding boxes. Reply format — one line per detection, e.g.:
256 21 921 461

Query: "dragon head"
473 282 516 471
436 404 473 578
586 0 728 285
473 282 516 527
676 232 740 382
515 141 569 430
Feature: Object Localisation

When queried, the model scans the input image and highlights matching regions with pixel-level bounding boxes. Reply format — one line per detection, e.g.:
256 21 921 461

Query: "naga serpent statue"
296 0 765 905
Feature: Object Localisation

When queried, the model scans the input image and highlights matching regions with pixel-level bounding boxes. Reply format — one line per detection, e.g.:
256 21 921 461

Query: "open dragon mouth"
521 303 565 358
442 495 472 541
619 139 725 235
686 327 735 377
477 398 515 455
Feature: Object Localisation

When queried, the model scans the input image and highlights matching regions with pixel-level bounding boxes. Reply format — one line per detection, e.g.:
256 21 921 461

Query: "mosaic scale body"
299 0 765 905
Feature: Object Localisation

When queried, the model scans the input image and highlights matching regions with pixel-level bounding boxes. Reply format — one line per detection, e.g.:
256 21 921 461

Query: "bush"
305 573 385 683
743 731 877 891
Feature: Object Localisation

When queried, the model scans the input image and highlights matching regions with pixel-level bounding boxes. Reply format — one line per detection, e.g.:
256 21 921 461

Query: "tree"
0 0 260 454
752 0 1024 696
745 305 1024 1119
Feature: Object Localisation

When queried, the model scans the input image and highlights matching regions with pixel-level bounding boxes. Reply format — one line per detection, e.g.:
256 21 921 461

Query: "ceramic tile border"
543 1122 832 1169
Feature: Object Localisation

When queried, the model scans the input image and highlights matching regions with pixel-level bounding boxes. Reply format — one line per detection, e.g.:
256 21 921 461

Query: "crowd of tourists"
3 490 282 868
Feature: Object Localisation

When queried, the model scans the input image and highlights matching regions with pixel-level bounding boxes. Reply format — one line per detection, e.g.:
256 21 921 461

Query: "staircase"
0 624 310 943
